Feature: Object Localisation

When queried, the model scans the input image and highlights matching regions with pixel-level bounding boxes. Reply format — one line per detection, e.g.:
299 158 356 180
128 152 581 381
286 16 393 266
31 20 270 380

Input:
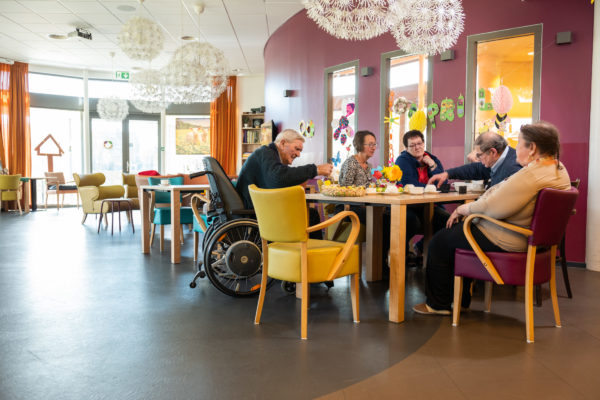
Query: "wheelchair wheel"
203 218 273 297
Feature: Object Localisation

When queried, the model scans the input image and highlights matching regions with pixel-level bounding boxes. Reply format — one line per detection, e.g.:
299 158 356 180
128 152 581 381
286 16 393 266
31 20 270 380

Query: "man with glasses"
428 132 521 189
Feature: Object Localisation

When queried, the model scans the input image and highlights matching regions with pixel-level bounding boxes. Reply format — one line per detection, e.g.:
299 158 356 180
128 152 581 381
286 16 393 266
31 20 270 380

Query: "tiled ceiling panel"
0 0 305 74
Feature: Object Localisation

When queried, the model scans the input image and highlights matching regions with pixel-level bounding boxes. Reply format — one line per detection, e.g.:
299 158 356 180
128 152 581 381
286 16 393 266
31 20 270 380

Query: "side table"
98 198 135 235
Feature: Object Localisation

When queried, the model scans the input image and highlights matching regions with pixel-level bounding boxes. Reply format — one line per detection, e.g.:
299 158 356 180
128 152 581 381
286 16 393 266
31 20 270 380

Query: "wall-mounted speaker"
360 67 373 77
556 31 572 45
440 49 455 61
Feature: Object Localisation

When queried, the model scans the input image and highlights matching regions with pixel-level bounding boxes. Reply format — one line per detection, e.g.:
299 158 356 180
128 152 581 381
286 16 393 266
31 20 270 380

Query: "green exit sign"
116 71 130 80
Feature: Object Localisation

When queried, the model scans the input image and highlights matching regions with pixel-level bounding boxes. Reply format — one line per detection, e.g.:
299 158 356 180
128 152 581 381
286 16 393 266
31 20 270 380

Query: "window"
381 52 430 166
465 24 542 158
325 61 358 168
29 73 83 97
30 108 83 204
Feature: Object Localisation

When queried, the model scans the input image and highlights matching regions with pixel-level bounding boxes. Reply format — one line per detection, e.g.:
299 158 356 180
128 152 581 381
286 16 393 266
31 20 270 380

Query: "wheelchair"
188 157 274 297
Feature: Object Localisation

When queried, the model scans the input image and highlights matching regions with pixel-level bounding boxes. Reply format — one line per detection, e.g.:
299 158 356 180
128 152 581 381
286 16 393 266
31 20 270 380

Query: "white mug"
160 179 170 185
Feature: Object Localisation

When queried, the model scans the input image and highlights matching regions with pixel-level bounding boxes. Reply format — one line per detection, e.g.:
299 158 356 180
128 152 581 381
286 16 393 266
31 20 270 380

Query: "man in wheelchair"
236 128 332 237
189 129 331 297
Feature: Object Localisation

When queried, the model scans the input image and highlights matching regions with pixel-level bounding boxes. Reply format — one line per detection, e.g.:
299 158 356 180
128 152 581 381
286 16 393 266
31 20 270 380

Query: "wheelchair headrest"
202 157 246 215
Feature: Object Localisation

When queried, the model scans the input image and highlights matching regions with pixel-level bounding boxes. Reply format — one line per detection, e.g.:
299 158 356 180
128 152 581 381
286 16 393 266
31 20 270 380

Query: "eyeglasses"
407 142 424 149
475 149 490 159
365 143 378 148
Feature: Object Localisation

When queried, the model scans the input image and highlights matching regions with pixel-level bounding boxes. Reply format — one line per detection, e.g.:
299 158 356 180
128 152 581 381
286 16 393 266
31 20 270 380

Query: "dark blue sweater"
394 151 445 187
236 143 317 209
446 146 521 187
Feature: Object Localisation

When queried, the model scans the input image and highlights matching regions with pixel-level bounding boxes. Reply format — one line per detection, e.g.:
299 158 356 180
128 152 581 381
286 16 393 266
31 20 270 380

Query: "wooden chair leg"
351 273 360 323
559 236 572 298
452 276 463 327
81 213 87 224
484 281 493 312
56 191 60 210
45 191 48 209
150 224 156 246
301 244 309 340
525 246 537 343
180 226 184 244
160 225 165 252
255 240 269 325
550 246 562 328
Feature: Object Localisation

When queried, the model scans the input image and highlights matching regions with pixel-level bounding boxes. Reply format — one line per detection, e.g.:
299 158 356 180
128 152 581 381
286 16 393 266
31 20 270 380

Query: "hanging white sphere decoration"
130 69 170 113
305 0 393 41
163 42 230 104
98 97 129 121
118 16 164 61
388 0 464 56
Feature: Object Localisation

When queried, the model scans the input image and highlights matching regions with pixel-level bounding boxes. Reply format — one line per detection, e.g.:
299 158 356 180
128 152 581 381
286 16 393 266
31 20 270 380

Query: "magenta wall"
264 0 593 263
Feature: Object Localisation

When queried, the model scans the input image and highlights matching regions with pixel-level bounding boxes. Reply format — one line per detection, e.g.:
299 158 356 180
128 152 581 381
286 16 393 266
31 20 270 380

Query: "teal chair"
147 176 194 252
191 193 210 262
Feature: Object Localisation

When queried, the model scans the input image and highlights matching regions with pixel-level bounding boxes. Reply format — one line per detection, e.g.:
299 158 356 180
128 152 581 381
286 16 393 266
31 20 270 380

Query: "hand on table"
428 172 449 188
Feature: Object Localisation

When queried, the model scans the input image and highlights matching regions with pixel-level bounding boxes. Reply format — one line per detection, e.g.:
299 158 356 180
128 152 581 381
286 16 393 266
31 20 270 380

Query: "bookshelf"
241 112 266 164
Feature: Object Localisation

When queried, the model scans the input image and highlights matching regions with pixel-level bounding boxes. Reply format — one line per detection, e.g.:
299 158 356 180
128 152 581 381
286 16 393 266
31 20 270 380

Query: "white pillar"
587 3 600 271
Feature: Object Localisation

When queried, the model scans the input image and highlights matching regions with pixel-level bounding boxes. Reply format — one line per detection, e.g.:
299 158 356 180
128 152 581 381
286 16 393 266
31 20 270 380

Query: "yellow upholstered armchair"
122 173 139 210
73 173 125 224
249 184 360 340
0 174 23 214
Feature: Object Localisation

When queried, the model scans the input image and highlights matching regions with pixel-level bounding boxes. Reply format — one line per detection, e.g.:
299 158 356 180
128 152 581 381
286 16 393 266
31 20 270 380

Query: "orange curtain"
0 63 9 170
7 62 31 176
210 76 237 176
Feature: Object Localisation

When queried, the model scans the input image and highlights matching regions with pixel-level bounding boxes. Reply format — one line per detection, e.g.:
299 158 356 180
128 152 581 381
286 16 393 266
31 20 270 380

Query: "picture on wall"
175 117 210 155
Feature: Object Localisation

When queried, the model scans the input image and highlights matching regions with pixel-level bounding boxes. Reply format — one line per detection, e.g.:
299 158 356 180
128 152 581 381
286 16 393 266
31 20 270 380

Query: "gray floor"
1 208 599 399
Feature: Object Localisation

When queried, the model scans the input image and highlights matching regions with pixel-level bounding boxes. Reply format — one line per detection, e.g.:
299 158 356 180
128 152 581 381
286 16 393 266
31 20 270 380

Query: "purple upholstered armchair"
452 187 579 343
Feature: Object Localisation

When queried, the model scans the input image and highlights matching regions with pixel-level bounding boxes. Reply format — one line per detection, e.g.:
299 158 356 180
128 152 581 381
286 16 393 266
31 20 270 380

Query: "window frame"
323 60 359 163
464 24 542 162
379 49 433 166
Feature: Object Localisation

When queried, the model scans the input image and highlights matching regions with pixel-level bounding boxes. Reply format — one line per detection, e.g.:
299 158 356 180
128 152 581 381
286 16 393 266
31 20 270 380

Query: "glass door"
91 115 160 184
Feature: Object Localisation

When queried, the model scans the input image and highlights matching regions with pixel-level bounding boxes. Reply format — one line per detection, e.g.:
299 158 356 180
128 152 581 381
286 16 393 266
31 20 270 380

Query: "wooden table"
20 177 45 213
140 184 210 263
305 191 479 323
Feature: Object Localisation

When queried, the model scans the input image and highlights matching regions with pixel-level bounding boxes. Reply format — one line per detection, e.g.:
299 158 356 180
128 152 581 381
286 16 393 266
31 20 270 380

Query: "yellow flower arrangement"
381 165 403 182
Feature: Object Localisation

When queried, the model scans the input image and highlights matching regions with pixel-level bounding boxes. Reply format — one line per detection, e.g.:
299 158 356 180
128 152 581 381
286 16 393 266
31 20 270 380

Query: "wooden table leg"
23 180 30 213
389 204 407 323
171 188 181 264
422 203 434 267
366 205 383 281
141 190 150 254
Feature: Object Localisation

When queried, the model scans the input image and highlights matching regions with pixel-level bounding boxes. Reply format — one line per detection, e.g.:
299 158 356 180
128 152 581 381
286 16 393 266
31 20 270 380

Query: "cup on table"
470 182 485 191
160 179 170 186
440 183 450 193
458 185 467 194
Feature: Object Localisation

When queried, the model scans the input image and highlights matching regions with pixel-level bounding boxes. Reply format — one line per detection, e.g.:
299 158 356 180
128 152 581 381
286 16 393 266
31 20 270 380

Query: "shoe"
412 302 451 315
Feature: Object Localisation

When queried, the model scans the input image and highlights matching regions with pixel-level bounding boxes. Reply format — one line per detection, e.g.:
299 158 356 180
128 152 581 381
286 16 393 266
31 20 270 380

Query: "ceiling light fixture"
304 0 393 41
181 36 197 41
48 34 68 40
118 0 164 61
388 0 465 56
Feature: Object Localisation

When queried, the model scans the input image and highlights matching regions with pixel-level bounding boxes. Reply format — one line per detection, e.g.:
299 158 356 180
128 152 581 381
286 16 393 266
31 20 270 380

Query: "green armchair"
73 173 125 224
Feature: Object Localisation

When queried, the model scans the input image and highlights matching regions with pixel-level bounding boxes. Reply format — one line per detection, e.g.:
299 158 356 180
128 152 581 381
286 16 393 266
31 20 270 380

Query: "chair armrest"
308 211 360 281
462 214 533 285
191 193 210 231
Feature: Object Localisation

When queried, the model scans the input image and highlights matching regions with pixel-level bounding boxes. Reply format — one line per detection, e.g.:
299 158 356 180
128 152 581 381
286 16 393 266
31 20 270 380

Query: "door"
91 114 160 184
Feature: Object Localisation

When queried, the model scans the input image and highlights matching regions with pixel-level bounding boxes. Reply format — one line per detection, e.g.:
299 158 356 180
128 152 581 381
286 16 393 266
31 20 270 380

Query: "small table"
140 184 210 263
98 198 135 235
20 177 45 213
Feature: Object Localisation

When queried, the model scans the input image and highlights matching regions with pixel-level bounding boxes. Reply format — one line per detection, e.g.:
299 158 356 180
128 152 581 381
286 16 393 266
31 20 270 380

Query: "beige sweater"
468 159 571 252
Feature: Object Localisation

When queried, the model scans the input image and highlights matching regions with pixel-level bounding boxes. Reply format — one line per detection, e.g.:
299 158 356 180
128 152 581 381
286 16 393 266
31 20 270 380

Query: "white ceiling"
0 0 306 75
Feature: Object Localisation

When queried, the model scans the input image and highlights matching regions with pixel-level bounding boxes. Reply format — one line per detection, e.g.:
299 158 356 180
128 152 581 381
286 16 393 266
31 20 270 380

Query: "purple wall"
264 0 593 262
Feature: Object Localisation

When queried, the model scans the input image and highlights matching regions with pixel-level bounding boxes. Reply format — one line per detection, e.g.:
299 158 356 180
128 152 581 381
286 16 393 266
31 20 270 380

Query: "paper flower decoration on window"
409 109 427 132
388 0 464 56
98 97 129 121
305 0 393 41
393 96 410 114
491 85 513 115
118 16 164 61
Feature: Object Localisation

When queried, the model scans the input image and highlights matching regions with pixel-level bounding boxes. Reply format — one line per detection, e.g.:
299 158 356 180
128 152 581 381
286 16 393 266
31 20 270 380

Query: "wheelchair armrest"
189 171 212 179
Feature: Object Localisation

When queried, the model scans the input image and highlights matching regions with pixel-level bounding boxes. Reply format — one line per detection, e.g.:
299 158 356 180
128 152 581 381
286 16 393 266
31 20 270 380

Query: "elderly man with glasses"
429 132 521 189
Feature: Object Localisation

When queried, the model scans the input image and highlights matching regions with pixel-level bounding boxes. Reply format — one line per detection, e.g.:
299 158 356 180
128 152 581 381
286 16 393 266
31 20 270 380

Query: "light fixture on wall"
305 0 393 41
388 0 464 56
117 0 164 61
